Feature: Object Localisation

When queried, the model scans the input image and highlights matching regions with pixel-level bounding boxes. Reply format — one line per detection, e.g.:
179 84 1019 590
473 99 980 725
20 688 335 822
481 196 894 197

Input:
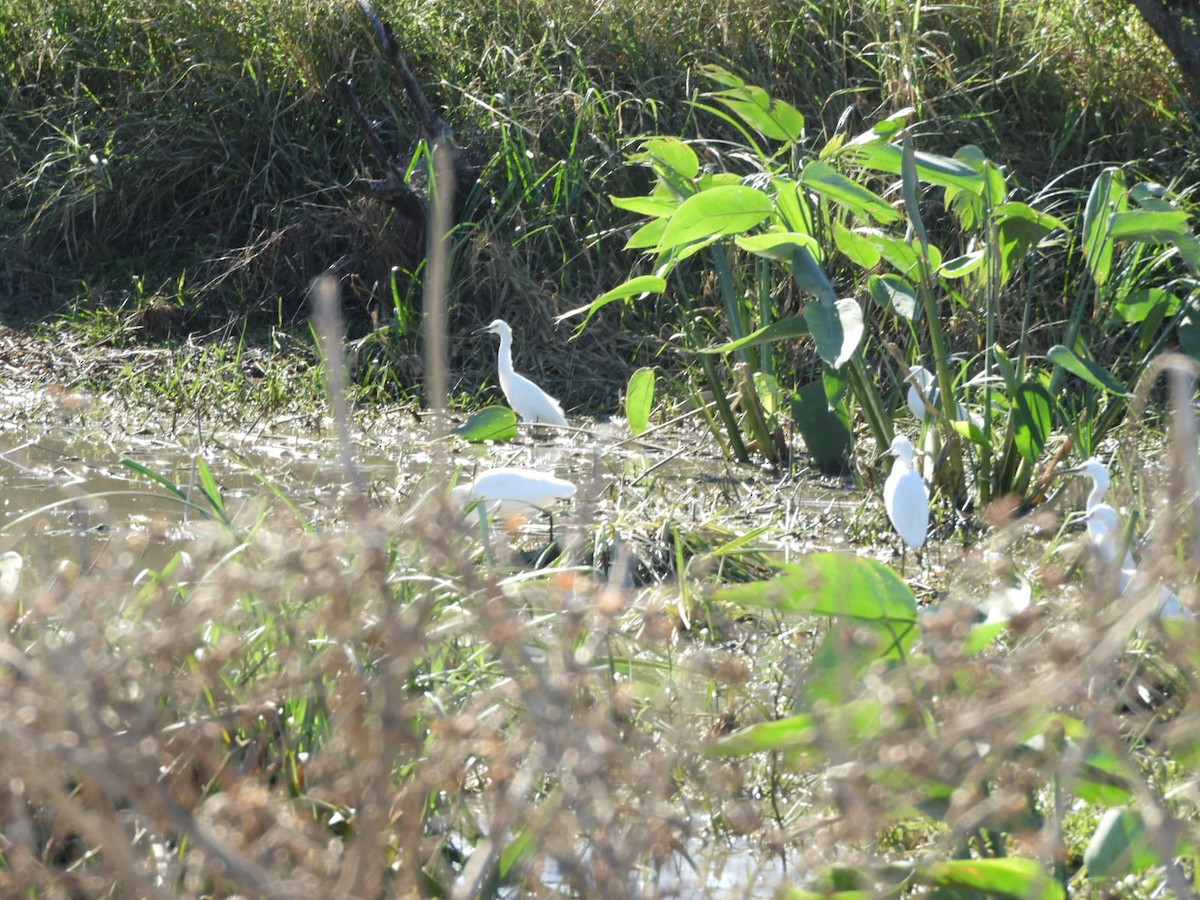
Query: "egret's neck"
496 331 514 379
1087 478 1107 512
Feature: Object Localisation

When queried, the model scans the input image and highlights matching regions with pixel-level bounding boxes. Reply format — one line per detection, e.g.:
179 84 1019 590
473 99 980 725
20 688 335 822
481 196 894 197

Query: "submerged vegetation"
4 0 1200 895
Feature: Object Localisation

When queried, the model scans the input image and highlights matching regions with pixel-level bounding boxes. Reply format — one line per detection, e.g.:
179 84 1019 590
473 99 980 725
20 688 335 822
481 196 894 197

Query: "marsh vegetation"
5 0 1200 896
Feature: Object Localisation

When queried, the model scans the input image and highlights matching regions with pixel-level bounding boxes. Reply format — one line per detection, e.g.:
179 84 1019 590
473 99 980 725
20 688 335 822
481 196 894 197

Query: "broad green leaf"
1108 209 1191 242
801 160 900 225
452 406 518 442
805 297 863 369
841 108 913 151
774 178 813 233
702 316 809 354
848 141 986 195
1180 304 1200 359
735 229 820 261
868 274 919 321
855 230 921 275
717 553 918 624
624 217 668 250
1115 287 1179 324
608 194 679 217
791 381 852 473
1082 167 1125 287
1173 233 1200 274
939 249 987 279
1046 345 1130 396
791 246 839 306
833 222 881 268
1011 383 1053 464
697 63 745 89
556 275 666 330
917 858 1064 899
1084 808 1157 879
625 366 655 435
709 85 805 142
636 136 700 181
656 185 773 250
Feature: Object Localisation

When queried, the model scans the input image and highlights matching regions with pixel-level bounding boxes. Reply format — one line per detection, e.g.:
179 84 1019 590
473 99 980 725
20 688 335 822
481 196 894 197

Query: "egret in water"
884 434 929 566
478 319 567 426
451 466 576 518
1066 458 1192 620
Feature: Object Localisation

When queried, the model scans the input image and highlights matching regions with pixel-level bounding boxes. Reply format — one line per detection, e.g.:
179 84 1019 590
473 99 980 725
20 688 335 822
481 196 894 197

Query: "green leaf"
791 245 839 305
791 381 852 473
1180 304 1200 359
1011 382 1053 464
609 194 679 217
452 406 518 442
717 553 918 624
1046 345 1130 396
656 184 774 250
774 178 813 233
707 713 820 758
1082 167 1126 287
623 217 668 250
697 63 745 88
635 136 700 181
801 160 901 224
849 141 986 195
868 274 919 321
900 136 929 249
122 459 188 502
1115 288 1179 324
194 457 227 521
1084 808 1157 880
917 858 1064 899
701 316 809 354
735 230 821 261
556 275 666 330
805 297 863 369
709 85 806 142
1108 209 1191 242
833 222 881 268
625 367 655 435
939 249 987 279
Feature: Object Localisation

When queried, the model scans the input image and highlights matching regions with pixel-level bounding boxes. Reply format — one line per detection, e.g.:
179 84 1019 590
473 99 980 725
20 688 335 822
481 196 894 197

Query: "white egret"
1067 458 1192 620
451 466 576 517
884 434 929 557
479 319 567 426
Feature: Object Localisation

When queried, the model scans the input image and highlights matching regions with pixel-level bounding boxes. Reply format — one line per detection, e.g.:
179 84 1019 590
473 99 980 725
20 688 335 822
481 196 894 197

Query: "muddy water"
0 397 861 584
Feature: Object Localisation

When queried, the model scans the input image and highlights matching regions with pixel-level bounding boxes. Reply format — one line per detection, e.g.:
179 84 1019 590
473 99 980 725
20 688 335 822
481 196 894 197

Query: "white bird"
1066 457 1111 512
479 319 567 426
451 466 576 518
884 434 929 555
1067 458 1192 620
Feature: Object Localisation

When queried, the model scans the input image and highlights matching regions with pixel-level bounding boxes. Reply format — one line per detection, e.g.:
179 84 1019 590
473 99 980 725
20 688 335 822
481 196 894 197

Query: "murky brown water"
0 392 861 588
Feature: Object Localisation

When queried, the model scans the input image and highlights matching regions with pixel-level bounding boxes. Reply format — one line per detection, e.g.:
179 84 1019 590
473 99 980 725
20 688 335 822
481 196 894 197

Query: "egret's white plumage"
1069 459 1192 620
884 434 929 550
480 319 567 426
1067 457 1111 513
451 466 576 517
905 366 937 423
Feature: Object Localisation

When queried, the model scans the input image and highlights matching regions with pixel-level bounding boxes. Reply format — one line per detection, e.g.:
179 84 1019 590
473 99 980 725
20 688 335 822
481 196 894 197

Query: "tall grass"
2 0 1192 408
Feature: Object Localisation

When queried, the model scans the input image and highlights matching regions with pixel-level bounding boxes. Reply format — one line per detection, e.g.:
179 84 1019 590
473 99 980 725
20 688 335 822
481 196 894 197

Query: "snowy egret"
1067 458 1192 620
884 434 929 556
478 319 567 426
451 466 576 517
